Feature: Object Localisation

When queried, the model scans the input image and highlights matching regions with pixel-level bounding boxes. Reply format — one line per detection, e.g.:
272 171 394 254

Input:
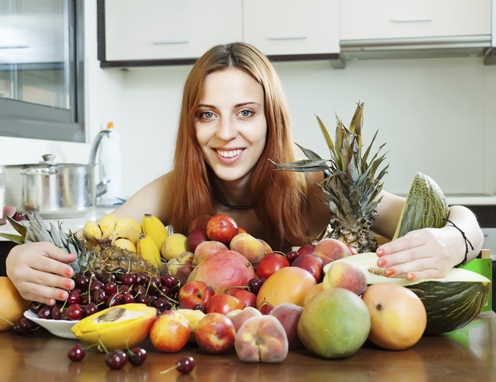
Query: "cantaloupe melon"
329 253 490 334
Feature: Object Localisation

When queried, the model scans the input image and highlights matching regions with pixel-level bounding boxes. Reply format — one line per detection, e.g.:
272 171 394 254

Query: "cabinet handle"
152 40 189 45
266 36 308 41
390 18 432 23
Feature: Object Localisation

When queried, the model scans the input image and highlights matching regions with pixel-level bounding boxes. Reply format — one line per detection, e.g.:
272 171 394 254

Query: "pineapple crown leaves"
272 102 389 225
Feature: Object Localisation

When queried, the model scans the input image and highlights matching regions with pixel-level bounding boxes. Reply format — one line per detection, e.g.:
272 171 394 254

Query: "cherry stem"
160 364 179 375
0 315 14 326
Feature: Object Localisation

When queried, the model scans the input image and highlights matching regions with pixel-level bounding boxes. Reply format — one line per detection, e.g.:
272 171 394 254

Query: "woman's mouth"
216 149 243 158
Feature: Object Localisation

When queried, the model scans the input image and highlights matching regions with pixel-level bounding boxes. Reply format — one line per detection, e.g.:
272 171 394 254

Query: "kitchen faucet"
88 130 114 198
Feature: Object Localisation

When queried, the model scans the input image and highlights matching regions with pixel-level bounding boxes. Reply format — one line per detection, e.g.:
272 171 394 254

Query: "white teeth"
217 149 242 158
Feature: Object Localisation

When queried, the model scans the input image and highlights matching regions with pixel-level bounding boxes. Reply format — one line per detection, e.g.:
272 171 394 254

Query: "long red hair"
169 42 309 250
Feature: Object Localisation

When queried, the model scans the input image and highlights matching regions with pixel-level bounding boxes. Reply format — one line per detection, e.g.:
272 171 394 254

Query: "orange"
361 283 427 350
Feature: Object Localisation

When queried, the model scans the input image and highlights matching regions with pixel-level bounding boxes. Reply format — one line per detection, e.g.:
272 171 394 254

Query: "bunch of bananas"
82 213 169 269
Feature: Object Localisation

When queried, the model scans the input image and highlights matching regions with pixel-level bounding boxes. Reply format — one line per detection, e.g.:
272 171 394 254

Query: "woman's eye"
200 111 214 119
239 110 253 117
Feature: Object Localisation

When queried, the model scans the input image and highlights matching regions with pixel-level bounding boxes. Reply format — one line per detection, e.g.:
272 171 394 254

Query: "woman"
6 42 483 305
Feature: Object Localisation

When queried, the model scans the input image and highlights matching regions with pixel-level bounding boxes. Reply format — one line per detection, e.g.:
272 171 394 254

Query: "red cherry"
67 344 85 362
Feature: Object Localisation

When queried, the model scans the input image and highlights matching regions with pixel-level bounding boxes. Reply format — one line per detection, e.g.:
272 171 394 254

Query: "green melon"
393 172 449 240
328 253 491 335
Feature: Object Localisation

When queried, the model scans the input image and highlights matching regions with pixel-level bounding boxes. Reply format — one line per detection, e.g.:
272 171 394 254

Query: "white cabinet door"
243 0 340 56
104 0 242 61
340 0 491 42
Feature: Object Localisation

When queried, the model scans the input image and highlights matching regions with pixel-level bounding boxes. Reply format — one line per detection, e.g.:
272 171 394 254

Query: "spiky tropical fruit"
0 211 159 278
274 102 388 253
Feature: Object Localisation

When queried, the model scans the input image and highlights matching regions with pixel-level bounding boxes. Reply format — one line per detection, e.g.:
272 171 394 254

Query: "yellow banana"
137 233 161 269
113 238 137 252
141 213 169 250
99 213 119 239
82 220 102 241
111 217 142 245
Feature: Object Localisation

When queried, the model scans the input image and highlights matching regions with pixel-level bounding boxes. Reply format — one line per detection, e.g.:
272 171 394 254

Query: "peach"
229 232 265 264
188 250 256 294
205 293 244 315
163 251 194 283
234 315 289 363
313 238 352 264
206 214 239 245
193 240 228 265
258 239 273 254
269 303 304 349
226 307 262 331
323 261 367 295
195 312 236 354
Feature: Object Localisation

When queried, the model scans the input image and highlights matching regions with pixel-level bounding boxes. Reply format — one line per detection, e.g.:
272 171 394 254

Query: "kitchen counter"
0 311 495 381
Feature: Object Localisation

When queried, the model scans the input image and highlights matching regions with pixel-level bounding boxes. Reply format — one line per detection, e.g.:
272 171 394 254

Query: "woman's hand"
375 225 466 281
6 242 77 306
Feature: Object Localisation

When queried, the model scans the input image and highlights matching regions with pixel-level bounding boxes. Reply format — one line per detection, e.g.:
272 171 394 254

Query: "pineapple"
1 211 160 278
274 102 388 253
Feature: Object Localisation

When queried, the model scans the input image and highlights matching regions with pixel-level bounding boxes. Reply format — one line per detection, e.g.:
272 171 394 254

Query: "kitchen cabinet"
340 0 492 57
102 0 242 62
98 0 340 68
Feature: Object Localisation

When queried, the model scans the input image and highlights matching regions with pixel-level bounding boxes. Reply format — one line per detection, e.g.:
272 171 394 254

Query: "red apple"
187 227 209 252
193 240 229 265
227 307 262 331
149 310 191 353
313 238 352 264
195 312 236 354
256 252 290 279
205 293 244 315
188 250 256 294
270 303 304 349
178 280 215 310
206 214 239 245
291 253 324 283
226 288 257 308
234 315 289 363
297 244 315 255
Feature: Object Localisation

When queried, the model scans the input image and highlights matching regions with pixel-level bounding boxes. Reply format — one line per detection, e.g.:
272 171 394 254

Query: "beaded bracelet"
444 219 474 267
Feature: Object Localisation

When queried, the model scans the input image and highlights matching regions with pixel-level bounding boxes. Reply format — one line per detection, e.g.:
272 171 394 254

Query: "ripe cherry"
105 349 128 370
67 344 85 362
64 303 83 320
160 355 196 375
127 347 147 366
247 277 266 295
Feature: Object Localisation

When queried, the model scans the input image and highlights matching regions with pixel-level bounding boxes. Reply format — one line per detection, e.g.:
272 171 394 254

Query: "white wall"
1 1 495 201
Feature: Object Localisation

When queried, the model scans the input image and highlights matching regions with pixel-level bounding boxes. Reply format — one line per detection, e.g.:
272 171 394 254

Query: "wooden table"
1 311 495 382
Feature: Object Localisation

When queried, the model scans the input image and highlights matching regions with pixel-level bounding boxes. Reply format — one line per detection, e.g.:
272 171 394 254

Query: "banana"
99 213 119 239
111 217 142 245
137 233 161 269
141 213 169 250
113 238 137 252
82 220 102 242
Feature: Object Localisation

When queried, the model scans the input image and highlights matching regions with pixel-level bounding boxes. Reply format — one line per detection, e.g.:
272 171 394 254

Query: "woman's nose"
216 117 238 141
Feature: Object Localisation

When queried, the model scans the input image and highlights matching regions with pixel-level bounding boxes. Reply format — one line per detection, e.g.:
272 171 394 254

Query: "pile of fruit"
0 209 490 372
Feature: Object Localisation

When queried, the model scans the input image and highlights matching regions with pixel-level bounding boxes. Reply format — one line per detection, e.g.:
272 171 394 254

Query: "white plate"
24 310 78 339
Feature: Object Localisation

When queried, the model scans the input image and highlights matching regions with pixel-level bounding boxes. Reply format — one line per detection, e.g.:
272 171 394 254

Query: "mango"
297 288 371 358
71 303 157 351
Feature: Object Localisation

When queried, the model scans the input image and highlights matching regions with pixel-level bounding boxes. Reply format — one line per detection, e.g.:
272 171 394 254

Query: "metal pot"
1 154 105 219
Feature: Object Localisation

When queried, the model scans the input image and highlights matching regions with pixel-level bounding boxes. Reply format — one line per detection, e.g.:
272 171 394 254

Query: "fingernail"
57 291 66 300
385 268 396 277
376 248 384 256
64 268 72 277
406 273 415 281
377 257 387 267
64 280 73 290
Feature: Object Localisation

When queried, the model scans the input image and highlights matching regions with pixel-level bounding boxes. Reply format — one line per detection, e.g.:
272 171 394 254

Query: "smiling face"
195 68 267 183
